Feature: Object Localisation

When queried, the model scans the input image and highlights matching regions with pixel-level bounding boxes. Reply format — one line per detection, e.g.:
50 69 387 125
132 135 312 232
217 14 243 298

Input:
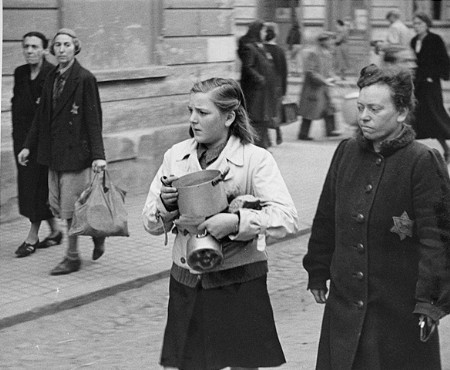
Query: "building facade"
2 0 450 221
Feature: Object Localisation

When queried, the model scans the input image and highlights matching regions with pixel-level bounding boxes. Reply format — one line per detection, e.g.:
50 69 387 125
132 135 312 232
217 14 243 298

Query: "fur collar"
356 124 416 156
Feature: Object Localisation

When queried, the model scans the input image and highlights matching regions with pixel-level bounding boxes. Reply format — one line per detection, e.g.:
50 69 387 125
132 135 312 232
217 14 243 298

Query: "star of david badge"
71 103 79 115
390 211 414 240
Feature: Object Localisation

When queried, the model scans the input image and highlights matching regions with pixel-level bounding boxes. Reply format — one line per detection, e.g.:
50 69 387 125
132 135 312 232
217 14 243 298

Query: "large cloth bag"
68 171 129 237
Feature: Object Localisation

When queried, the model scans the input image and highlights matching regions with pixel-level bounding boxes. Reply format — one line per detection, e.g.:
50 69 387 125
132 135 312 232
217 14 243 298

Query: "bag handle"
102 170 109 193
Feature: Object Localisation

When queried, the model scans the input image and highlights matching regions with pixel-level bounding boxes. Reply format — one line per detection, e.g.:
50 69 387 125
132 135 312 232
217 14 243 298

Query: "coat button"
180 257 186 264
356 213 365 223
353 271 364 280
365 184 373 193
68 121 73 126
356 300 364 309
375 158 382 166
356 243 365 253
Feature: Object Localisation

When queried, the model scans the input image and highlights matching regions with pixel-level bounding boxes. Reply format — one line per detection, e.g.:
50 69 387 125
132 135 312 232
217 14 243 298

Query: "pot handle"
196 229 209 238
211 166 230 186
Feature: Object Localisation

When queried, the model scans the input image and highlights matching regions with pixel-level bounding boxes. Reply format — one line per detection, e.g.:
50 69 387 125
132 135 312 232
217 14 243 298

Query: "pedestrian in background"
143 77 298 370
18 29 107 275
334 19 350 80
411 11 450 162
238 20 278 149
304 64 450 369
385 9 411 48
286 21 302 76
12 32 63 258
297 32 340 141
264 23 288 145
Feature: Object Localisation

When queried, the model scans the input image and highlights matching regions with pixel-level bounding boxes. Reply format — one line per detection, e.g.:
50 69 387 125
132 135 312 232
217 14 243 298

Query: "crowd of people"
8 9 450 370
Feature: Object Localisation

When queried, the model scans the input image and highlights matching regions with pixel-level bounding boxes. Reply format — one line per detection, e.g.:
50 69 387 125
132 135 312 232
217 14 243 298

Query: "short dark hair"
386 9 401 20
357 64 416 120
265 25 276 42
414 11 433 28
190 78 256 144
245 20 264 43
337 19 345 26
22 31 48 49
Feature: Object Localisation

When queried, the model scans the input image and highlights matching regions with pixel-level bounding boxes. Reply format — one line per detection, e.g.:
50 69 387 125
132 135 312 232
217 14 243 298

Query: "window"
413 0 442 20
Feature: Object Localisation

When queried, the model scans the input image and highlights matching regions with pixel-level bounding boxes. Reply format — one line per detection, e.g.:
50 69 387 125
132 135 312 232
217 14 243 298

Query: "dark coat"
264 43 288 96
238 40 278 124
303 127 450 370
12 59 54 222
411 31 450 139
298 45 335 120
24 59 105 171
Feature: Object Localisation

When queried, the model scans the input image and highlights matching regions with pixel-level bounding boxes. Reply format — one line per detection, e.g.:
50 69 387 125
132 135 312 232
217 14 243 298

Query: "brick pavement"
0 122 344 329
1 119 448 331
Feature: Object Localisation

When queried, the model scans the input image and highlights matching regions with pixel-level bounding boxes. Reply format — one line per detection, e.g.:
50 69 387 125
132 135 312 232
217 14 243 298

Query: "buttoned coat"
12 59 54 221
143 135 299 275
298 45 335 120
24 59 105 171
303 127 450 370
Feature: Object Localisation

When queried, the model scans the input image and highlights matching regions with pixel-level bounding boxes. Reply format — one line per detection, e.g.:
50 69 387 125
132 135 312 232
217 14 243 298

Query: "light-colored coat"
298 45 335 120
386 19 411 47
143 135 299 274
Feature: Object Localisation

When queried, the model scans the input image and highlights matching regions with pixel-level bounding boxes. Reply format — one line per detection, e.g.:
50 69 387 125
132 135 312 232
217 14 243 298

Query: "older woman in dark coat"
303 64 450 369
238 20 278 149
411 11 450 162
12 31 63 258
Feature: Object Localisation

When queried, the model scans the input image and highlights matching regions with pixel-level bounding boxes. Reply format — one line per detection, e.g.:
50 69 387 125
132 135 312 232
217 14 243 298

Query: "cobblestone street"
1 123 450 369
1 232 449 369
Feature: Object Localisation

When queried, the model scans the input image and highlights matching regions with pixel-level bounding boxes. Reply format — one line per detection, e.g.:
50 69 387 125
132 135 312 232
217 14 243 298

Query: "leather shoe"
37 231 63 249
298 135 313 141
15 240 39 258
50 258 81 275
92 237 105 261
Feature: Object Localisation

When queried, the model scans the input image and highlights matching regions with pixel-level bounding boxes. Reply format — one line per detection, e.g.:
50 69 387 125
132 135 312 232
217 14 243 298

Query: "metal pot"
186 231 223 272
172 169 228 218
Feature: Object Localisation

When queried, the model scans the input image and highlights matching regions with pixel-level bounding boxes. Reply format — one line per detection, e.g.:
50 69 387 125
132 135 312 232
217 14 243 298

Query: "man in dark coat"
304 65 450 369
18 29 107 275
238 20 278 149
12 31 63 258
264 23 288 145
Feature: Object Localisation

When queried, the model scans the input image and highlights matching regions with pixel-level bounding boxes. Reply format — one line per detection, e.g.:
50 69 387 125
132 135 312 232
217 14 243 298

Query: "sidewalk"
0 122 349 329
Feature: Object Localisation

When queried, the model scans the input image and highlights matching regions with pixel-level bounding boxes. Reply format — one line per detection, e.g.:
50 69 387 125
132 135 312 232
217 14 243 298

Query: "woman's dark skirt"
160 274 286 370
13 146 53 223
413 80 450 140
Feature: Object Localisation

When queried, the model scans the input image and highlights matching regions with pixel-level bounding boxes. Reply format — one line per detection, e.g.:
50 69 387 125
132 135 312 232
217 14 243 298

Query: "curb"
0 227 311 331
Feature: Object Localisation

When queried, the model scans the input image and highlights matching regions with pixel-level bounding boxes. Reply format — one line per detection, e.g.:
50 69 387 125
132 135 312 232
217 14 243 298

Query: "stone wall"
0 0 245 223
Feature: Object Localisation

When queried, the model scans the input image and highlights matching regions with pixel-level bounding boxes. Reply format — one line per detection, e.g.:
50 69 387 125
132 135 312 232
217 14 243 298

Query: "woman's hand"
18 148 30 166
160 175 179 212
92 159 107 173
310 289 327 304
198 213 239 240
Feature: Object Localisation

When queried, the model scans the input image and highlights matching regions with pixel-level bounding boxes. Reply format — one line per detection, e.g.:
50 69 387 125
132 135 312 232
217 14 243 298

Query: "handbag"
68 171 129 237
281 102 298 124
